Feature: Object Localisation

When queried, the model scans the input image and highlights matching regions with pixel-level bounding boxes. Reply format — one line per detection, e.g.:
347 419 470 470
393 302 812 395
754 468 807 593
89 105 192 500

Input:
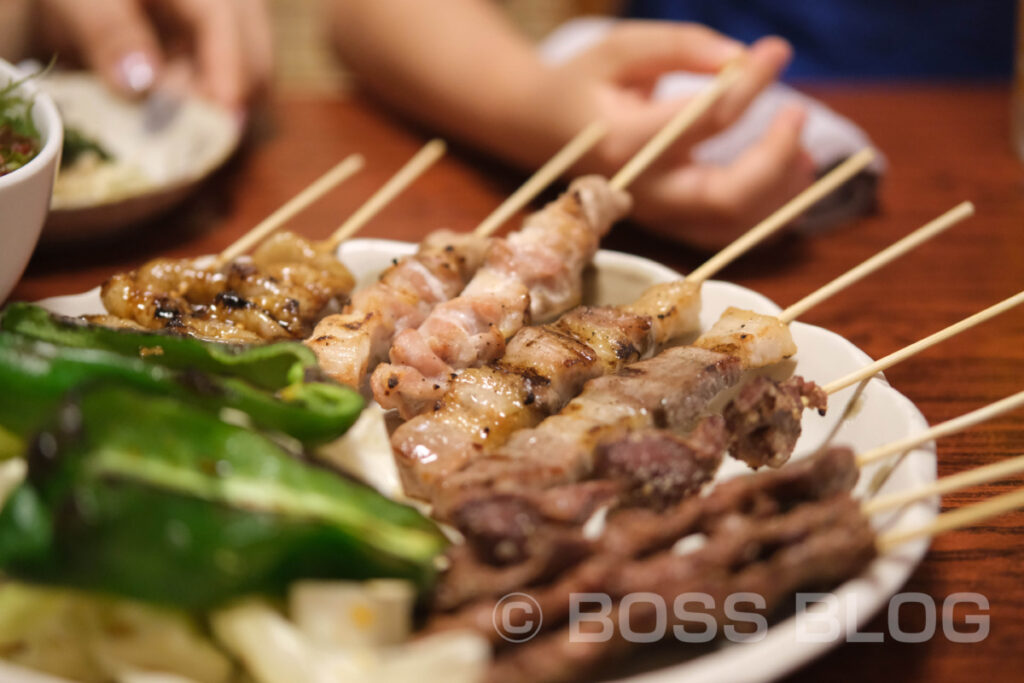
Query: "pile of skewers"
4 63 1024 683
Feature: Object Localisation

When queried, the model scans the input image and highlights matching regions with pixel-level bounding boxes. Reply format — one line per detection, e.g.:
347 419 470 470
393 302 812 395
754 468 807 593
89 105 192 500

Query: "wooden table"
10 85 1024 681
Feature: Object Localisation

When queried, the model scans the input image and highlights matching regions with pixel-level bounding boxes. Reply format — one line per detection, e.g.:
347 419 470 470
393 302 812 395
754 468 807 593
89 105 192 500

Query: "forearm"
329 0 564 167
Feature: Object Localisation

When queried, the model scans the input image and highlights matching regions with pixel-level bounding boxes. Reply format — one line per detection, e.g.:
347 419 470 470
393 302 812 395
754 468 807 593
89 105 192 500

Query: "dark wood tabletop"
10 84 1024 681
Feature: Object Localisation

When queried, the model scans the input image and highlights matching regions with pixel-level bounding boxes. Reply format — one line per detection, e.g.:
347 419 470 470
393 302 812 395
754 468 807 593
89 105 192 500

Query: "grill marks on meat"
725 375 828 468
693 307 797 368
98 233 356 342
306 230 490 388
426 449 875 683
430 347 743 512
372 177 632 416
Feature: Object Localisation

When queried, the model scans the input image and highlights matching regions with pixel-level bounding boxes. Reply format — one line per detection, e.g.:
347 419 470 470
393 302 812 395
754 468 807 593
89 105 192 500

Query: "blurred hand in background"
33 0 273 112
330 0 813 249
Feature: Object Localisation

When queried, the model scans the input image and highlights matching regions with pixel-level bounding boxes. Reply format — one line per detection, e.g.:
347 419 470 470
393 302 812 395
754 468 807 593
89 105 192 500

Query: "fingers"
41 0 163 97
631 105 815 250
584 20 746 86
587 35 793 173
234 0 274 101
170 0 248 110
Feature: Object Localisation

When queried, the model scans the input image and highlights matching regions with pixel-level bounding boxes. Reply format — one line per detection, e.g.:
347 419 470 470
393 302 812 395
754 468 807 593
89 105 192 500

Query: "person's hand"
34 0 273 112
535 23 815 249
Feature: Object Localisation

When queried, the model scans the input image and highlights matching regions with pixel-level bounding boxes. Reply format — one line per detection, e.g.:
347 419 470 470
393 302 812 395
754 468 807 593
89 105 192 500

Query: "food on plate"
371 176 632 415
0 73 41 177
60 125 111 168
308 228 491 389
98 231 357 342
427 448 875 683
0 384 446 608
0 304 444 612
397 308 795 504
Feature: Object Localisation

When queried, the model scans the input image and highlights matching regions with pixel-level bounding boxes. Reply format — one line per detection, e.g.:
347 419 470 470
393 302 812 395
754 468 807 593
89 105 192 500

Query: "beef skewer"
397 203 973 503
429 437 1024 683
97 144 445 341
306 123 611 389
370 65 753 414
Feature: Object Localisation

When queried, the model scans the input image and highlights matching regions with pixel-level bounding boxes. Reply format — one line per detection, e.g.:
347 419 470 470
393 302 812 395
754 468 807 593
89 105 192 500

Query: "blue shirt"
627 0 1015 79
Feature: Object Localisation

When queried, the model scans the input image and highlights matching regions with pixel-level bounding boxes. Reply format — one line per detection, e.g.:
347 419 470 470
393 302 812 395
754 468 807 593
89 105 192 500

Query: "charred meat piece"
724 375 828 469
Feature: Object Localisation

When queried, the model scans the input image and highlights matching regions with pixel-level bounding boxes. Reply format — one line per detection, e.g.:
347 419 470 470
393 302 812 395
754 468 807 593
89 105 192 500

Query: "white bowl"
0 59 62 302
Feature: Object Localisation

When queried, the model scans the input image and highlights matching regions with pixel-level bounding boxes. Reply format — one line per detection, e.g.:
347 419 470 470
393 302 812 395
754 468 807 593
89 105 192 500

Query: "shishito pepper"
1 303 319 391
0 334 363 446
0 385 447 609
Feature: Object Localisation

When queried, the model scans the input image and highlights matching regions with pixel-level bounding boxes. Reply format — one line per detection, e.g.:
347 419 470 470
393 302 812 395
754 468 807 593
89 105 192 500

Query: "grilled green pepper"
0 385 447 609
1 303 319 391
0 334 363 445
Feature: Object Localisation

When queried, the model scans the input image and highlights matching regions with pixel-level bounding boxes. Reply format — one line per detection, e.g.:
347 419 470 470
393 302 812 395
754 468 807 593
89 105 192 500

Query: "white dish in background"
0 59 62 303
37 71 240 240
36 238 936 683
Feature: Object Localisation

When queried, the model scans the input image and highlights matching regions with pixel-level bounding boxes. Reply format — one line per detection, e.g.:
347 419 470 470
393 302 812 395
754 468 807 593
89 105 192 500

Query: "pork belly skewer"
306 123 609 389
370 66 751 413
441 448 1024 683
395 202 973 503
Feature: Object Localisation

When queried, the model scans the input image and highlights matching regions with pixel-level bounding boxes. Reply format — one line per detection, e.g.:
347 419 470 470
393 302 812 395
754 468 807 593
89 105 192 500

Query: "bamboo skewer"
864 454 1024 515
324 139 447 252
216 153 365 266
855 389 1024 467
876 486 1024 553
824 290 1024 395
474 122 608 238
611 61 744 191
686 148 876 285
778 201 975 324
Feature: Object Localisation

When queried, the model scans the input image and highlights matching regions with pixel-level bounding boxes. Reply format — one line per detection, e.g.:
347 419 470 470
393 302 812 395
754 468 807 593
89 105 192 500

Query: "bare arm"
330 0 555 167
329 0 815 249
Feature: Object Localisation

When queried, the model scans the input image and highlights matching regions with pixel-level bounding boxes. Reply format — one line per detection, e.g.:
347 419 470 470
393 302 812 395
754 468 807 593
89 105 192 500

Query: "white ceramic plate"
36 239 935 683
37 71 240 240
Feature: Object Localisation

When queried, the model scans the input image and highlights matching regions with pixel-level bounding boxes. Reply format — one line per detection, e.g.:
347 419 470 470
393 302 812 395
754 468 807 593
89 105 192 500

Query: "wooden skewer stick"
825 290 1024 395
216 153 365 266
323 139 447 252
864 454 1024 515
875 485 1024 553
778 201 975 324
855 389 1024 467
686 148 876 284
610 61 744 191
474 122 608 238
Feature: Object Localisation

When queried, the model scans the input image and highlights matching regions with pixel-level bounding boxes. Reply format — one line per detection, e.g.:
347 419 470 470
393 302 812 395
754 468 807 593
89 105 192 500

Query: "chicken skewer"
370 65 749 412
375 149 876 419
306 122 612 388
393 203 973 502
98 143 444 341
